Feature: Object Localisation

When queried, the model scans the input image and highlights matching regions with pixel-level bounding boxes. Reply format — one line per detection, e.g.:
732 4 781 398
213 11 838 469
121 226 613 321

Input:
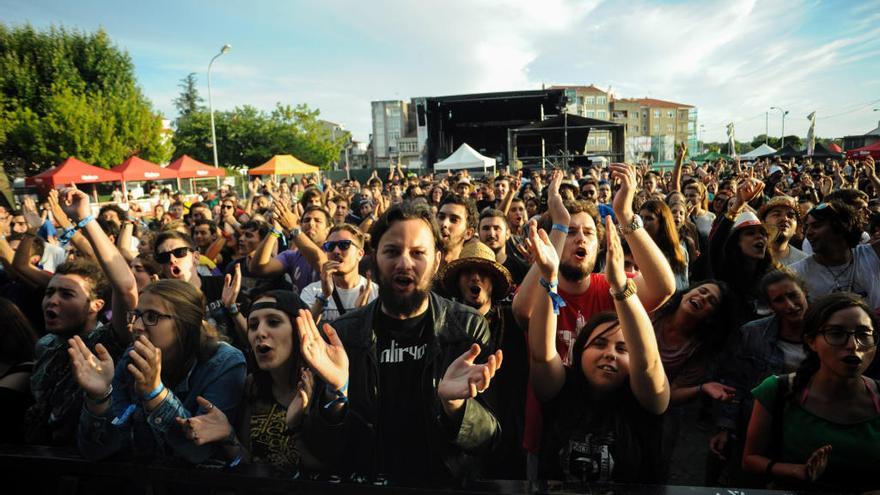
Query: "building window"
597 136 608 146
585 96 594 104
667 110 674 118
597 110 606 119
588 137 596 145
577 96 584 106
642 111 648 119
586 110 595 118
667 124 674 132
642 125 648 133
653 124 659 132
653 110 660 118
630 124 638 133
596 96 606 104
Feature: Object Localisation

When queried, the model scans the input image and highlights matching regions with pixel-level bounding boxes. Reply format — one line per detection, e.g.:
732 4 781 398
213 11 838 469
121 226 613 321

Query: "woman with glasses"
743 292 880 491
70 279 246 464
299 224 377 323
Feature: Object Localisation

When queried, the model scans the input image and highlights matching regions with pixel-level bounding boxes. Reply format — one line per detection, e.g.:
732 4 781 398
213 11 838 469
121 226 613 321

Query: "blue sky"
4 0 880 144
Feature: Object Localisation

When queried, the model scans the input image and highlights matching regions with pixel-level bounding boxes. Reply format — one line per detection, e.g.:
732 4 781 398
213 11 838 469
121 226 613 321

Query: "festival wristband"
551 223 570 234
76 214 95 230
142 383 165 402
539 277 566 315
322 380 349 410
270 227 284 239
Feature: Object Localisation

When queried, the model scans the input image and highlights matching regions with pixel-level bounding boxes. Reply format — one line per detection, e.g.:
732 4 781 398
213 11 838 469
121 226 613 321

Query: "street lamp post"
208 44 231 189
770 106 789 148
699 124 705 154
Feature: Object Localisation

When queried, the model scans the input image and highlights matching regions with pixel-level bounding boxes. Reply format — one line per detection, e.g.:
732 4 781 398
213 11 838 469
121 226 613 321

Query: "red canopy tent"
846 141 880 160
167 155 225 191
111 156 179 197
26 157 122 188
828 143 843 153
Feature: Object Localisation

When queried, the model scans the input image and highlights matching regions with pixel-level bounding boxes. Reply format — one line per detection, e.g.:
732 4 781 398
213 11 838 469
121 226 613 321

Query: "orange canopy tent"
248 154 319 176
167 155 225 191
26 157 122 188
111 156 179 196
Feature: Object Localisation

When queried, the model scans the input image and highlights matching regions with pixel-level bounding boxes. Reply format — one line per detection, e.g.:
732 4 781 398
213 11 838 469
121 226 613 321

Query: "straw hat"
440 241 512 301
758 195 799 222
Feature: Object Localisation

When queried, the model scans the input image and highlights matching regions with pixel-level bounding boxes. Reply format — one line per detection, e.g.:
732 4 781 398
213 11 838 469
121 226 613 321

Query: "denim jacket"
714 315 786 434
78 342 246 464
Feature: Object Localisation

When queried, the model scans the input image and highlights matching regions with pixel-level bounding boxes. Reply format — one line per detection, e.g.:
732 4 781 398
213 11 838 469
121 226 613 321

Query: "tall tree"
173 73 203 120
0 24 173 176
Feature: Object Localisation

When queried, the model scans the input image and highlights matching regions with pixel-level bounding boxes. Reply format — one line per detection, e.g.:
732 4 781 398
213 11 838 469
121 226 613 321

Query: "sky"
4 0 880 144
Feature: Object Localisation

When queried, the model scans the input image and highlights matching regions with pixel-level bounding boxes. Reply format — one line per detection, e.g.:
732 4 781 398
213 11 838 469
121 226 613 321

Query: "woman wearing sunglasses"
743 292 880 491
300 224 377 323
69 279 247 464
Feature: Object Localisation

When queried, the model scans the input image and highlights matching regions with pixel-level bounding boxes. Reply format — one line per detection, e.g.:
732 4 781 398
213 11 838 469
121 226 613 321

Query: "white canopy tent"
739 143 777 160
433 143 496 174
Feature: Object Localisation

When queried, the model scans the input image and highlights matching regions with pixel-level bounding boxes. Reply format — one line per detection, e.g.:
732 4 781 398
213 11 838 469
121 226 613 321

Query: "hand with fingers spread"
68 335 115 399
47 189 73 229
273 201 299 234
222 263 242 309
609 163 637 225
547 169 570 228
286 368 314 430
128 334 163 397
295 309 349 392
438 343 503 417
524 219 558 282
176 396 232 446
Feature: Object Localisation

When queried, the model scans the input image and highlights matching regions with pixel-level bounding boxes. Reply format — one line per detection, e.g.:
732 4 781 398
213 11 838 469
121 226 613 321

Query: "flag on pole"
806 112 816 156
727 123 737 157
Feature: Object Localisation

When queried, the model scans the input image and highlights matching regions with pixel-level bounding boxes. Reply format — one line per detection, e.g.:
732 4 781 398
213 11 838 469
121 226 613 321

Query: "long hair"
792 293 880 398
246 292 304 403
0 297 38 364
653 280 733 356
640 200 687 274
720 225 779 299
140 280 220 387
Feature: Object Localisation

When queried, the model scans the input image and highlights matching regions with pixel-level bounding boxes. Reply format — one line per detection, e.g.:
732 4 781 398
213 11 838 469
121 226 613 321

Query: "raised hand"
273 201 299 233
700 381 737 401
736 178 765 206
604 215 627 292
676 142 687 163
547 169 570 227
524 219 558 281
68 335 114 398
47 189 73 229
609 163 637 224
176 396 232 446
320 260 340 298
286 368 314 429
800 445 832 482
438 343 503 415
60 188 93 223
127 334 163 396
222 263 242 308
295 309 348 392
354 278 373 308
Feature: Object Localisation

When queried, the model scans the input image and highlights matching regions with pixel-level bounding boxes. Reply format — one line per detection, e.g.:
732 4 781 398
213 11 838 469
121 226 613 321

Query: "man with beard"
478 209 528 286
758 196 808 266
249 204 331 296
299 200 503 483
436 194 477 269
300 224 378 322
440 241 528 479
790 200 880 311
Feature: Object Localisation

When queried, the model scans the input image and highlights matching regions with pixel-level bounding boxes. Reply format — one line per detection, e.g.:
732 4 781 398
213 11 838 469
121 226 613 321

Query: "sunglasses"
322 240 359 252
154 247 192 264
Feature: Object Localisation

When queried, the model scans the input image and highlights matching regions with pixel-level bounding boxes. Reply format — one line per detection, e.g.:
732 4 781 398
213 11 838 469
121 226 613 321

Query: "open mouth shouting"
573 247 588 262
687 297 704 311
254 342 273 359
392 273 416 293
842 355 863 368
169 265 183 278
44 308 59 326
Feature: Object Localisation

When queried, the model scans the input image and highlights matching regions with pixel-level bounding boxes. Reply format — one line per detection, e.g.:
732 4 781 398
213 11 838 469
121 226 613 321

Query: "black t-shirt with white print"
375 307 433 481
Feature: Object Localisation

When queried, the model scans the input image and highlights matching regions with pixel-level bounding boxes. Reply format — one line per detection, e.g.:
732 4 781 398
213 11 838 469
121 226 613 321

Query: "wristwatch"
289 227 301 239
619 214 643 235
315 294 329 305
609 279 637 300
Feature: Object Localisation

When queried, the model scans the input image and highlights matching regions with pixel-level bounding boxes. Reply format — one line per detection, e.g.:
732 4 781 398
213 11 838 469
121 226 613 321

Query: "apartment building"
550 85 613 154
612 98 697 162
371 100 420 165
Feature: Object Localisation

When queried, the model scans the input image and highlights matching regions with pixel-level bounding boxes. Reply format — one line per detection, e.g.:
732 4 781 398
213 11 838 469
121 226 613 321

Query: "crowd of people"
0 148 878 492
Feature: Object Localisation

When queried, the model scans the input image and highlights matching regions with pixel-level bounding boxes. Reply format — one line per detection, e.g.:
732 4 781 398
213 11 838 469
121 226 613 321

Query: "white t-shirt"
777 245 809 267
789 244 880 311
776 339 807 373
692 211 716 238
39 243 68 273
300 275 379 322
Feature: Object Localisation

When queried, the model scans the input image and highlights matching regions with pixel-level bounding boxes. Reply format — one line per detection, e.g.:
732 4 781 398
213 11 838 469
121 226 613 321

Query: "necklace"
820 249 855 292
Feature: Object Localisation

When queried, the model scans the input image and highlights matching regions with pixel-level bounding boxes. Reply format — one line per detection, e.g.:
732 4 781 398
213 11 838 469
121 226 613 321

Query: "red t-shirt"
523 272 636 453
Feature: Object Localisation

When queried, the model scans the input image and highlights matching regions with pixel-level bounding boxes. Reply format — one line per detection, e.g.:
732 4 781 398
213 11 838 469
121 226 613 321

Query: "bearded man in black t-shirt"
298 200 503 484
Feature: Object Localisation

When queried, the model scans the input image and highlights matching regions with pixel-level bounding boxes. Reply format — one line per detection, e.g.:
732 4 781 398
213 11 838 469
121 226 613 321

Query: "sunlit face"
192 224 215 250
100 210 121 227
431 187 444 203
325 230 363 275
42 273 102 336
582 185 598 201
238 228 262 255
129 291 179 365
494 179 510 200
508 201 526 231
670 203 686 229
333 201 349 224
560 212 599 282
598 184 611 204
684 186 702 211
457 268 493 310
170 204 184 219
479 216 509 253
737 225 768 260
301 210 329 244
156 238 197 282
580 323 630 391
248 297 296 371
766 279 807 326
437 203 471 251
375 219 440 316
644 175 658 193
808 306 876 379
679 283 722 321
764 206 798 242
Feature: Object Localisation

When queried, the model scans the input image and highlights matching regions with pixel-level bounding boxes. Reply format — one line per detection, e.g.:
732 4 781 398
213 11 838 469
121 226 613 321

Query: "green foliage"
173 73 202 121
0 23 172 176
173 102 345 169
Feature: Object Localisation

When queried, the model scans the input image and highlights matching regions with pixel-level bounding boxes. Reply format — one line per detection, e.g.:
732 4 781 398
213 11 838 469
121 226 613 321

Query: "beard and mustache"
377 271 432 316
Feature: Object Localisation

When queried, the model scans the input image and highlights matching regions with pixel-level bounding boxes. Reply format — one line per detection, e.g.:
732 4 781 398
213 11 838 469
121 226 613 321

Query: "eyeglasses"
818 326 877 348
322 240 359 252
127 309 174 327
154 247 192 264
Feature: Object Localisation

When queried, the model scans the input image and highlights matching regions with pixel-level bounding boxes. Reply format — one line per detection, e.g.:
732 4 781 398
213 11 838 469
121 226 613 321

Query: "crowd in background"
1 147 879 492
